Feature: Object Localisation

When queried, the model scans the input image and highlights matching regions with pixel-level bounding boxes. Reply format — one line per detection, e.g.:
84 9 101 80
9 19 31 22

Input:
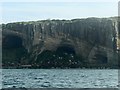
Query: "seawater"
2 69 119 88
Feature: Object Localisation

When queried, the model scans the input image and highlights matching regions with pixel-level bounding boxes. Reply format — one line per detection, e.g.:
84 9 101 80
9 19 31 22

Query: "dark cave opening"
56 45 76 55
2 35 28 66
95 54 108 64
36 45 86 68
3 35 23 49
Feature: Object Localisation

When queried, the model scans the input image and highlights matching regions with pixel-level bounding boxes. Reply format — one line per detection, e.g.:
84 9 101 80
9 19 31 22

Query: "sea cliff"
2 17 120 68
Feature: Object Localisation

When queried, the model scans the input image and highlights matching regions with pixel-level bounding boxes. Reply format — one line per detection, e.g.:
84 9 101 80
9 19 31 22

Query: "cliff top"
2 16 119 25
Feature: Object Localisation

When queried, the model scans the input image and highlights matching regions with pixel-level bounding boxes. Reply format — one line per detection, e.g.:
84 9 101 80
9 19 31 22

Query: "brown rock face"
2 17 119 68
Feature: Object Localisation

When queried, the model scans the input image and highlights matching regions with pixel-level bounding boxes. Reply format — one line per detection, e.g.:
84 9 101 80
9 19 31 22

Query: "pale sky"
1 1 118 23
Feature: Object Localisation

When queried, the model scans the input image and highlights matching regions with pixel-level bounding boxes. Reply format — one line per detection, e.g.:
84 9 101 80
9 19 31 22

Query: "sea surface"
1 69 119 88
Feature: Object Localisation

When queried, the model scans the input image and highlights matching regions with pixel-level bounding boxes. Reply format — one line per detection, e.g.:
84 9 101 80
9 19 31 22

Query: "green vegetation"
2 46 86 68
34 50 85 68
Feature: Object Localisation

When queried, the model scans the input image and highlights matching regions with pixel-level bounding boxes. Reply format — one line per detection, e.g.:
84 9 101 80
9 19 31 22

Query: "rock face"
2 17 119 68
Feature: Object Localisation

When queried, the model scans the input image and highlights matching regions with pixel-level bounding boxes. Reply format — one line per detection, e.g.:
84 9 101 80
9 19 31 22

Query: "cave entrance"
36 45 86 68
2 35 28 65
56 45 76 55
3 35 23 49
95 54 108 64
